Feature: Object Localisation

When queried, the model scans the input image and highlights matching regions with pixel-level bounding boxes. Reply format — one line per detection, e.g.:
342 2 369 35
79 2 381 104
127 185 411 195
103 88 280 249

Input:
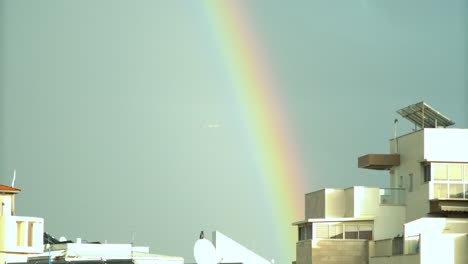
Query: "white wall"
344 188 354 217
213 231 271 264
0 195 12 216
0 215 44 254
324 189 345 218
370 254 419 264
453 234 468 264
420 233 456 264
424 128 468 162
403 217 468 263
405 218 468 237
54 243 133 257
354 187 380 217
373 206 405 240
390 130 429 222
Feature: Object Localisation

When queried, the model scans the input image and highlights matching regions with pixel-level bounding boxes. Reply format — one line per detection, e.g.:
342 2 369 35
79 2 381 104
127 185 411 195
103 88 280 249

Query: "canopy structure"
397 102 455 129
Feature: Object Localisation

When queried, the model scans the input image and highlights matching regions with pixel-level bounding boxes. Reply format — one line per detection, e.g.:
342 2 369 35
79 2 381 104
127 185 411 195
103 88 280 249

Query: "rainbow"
203 1 307 262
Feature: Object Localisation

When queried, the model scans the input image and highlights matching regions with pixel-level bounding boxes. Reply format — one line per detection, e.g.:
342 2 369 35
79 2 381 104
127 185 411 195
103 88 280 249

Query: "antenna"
12 170 16 187
393 119 399 153
131 231 135 258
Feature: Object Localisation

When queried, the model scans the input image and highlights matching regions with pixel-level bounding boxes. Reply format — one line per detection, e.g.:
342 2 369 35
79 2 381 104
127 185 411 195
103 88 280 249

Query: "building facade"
0 185 45 264
294 102 468 264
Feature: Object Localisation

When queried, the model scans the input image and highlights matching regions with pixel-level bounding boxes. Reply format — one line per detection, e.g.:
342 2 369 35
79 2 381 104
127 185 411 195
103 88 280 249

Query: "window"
298 225 306 241
449 164 463 181
424 164 431 182
316 224 329 239
298 224 312 241
408 174 413 192
359 225 373 240
449 184 464 198
313 223 373 240
330 224 343 239
431 163 468 200
434 164 448 180
345 225 358 239
434 183 448 199
306 224 312 240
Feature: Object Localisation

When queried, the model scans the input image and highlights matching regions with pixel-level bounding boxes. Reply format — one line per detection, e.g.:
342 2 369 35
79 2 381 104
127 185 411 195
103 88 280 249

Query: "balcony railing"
380 188 406 205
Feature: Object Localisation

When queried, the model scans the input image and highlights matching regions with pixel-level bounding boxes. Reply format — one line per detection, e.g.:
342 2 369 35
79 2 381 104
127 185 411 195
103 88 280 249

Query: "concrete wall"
325 189 345 218
373 239 392 257
370 254 419 264
390 130 429 222
296 239 369 264
390 128 468 222
305 190 325 219
405 218 468 237
354 187 380 217
306 187 382 220
453 234 468 264
420 233 456 264
311 240 368 264
373 206 405 240
0 215 44 254
345 188 354 217
424 128 468 162
403 218 468 264
344 186 380 218
0 195 13 216
305 189 347 219
296 240 311 264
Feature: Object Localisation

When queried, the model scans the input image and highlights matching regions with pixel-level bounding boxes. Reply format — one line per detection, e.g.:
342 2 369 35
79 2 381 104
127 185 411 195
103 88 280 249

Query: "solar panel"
397 102 455 128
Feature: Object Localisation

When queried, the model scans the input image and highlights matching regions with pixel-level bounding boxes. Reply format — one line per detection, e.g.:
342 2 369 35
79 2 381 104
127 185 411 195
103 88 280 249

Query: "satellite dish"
194 238 220 264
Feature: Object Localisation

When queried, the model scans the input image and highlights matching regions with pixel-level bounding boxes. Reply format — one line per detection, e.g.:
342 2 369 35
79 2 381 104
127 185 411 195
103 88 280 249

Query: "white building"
0 184 183 264
0 185 44 264
293 102 468 264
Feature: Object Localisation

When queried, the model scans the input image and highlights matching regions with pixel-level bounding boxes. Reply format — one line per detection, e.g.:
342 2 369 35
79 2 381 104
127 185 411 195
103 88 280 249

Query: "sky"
1 0 467 263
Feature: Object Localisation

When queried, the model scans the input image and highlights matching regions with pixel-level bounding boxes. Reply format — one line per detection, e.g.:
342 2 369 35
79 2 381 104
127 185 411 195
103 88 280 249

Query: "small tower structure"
0 185 44 264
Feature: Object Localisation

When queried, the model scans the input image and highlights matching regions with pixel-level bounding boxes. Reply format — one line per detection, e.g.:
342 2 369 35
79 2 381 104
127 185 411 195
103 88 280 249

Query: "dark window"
330 225 343 239
409 174 414 192
298 226 306 241
306 224 312 240
424 164 431 182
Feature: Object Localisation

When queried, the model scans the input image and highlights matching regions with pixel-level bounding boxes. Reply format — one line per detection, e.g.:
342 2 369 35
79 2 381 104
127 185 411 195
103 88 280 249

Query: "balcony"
380 188 406 206
358 154 400 170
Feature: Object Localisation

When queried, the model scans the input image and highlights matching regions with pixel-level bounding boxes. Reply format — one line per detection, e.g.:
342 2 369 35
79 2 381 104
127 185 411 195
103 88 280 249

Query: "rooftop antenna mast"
393 119 398 153
11 170 16 187
131 231 135 258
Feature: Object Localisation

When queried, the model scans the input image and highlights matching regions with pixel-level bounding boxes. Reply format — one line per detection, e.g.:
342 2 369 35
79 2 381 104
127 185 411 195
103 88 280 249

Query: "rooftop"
0 184 21 193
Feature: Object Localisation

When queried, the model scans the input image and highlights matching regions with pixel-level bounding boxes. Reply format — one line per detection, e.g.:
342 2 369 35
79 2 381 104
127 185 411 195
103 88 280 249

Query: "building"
0 184 183 264
0 185 44 264
293 102 468 264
